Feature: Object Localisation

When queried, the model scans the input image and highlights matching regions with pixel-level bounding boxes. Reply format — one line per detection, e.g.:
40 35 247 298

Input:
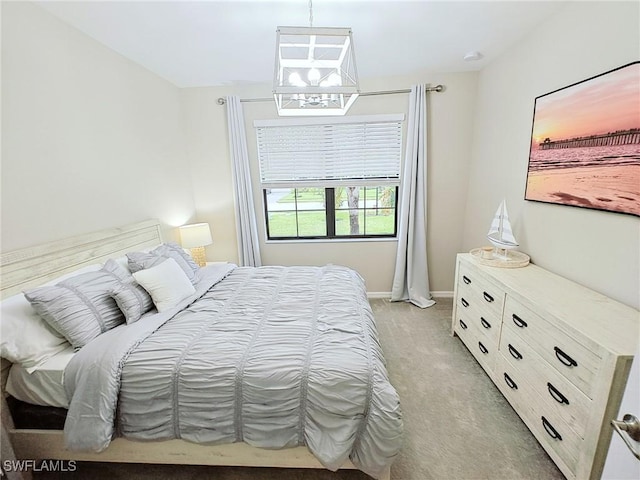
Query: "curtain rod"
216 85 444 105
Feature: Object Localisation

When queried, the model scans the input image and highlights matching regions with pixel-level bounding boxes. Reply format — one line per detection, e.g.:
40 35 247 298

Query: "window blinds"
255 115 404 187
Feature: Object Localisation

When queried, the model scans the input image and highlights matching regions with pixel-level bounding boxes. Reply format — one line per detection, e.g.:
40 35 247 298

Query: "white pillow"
0 294 69 372
132 258 196 312
0 264 101 372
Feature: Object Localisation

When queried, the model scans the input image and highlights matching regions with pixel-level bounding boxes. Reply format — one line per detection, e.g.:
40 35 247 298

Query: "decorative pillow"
127 242 199 284
111 245 157 273
132 258 196 312
0 263 101 371
156 243 199 271
101 258 155 324
110 280 155 324
24 260 130 349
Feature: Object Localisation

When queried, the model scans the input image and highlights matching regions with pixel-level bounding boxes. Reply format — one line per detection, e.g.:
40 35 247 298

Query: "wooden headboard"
0 219 163 300
0 219 163 396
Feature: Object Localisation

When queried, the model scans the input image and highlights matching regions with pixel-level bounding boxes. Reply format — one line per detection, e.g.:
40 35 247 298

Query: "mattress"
6 346 75 408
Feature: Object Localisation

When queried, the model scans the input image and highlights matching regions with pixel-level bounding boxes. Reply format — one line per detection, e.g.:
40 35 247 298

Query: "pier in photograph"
539 128 640 149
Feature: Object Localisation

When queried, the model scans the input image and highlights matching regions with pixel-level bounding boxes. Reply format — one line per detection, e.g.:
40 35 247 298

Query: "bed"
0 220 401 479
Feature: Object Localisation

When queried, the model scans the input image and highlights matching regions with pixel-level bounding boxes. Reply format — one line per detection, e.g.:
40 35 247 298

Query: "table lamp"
179 223 212 267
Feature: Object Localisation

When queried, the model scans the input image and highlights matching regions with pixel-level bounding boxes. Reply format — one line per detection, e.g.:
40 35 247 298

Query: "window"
263 186 397 239
256 115 403 240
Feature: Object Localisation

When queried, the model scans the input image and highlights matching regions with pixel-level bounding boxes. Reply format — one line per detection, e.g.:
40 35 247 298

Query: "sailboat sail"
487 200 518 249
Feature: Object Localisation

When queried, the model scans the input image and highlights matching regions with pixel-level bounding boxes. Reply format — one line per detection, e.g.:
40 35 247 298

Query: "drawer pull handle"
480 317 491 329
461 298 469 308
508 344 523 360
547 382 570 405
463 275 471 284
554 347 578 368
541 416 563 441
459 319 468 330
504 373 518 390
483 292 494 303
512 314 528 328
478 341 488 355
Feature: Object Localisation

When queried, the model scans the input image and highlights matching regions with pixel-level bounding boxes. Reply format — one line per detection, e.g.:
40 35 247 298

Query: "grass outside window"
264 186 397 240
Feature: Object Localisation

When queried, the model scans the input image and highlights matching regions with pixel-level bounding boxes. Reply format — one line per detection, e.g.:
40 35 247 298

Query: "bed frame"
0 220 390 479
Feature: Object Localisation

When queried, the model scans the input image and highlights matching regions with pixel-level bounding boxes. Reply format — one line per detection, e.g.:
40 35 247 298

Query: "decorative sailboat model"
470 200 530 268
487 200 519 256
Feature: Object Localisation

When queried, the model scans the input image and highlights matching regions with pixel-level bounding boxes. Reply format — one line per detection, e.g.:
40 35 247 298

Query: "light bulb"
307 68 321 84
288 72 303 86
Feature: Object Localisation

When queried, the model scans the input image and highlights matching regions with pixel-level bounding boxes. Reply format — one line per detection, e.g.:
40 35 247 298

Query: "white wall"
182 71 478 293
1 1 478 295
464 1 639 309
464 2 640 478
2 1 634 299
1 2 195 250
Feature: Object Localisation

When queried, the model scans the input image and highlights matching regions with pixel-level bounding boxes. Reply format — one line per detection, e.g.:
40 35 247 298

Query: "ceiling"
36 0 568 88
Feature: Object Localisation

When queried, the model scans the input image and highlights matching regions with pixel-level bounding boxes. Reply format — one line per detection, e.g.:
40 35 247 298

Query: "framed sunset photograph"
525 61 640 216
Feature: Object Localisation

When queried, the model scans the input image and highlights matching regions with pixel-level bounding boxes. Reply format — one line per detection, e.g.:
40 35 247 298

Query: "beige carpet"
34 298 564 480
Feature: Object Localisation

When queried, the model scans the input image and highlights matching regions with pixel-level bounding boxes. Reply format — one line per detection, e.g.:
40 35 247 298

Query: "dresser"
451 253 639 480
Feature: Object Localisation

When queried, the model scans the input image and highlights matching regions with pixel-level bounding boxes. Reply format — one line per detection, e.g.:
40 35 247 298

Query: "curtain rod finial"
217 97 226 105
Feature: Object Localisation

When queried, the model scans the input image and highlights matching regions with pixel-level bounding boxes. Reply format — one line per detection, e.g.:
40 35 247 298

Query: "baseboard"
367 291 454 299
367 292 391 299
431 291 454 298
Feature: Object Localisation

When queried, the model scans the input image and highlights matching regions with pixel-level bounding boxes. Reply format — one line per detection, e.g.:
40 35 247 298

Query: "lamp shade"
179 223 212 249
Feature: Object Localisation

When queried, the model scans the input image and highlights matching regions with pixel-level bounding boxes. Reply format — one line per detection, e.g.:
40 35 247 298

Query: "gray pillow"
127 242 199 284
102 259 155 324
24 260 130 349
110 280 155 324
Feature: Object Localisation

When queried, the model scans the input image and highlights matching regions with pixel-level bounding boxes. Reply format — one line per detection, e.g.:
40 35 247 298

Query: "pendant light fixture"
273 0 360 116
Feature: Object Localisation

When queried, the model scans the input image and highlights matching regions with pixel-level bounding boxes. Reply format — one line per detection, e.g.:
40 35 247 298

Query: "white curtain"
226 96 262 267
391 85 435 308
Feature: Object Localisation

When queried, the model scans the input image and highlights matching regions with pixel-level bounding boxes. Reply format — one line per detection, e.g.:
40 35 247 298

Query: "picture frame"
524 61 639 217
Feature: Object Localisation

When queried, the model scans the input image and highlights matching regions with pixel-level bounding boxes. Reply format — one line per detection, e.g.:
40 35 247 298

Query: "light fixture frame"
273 26 360 116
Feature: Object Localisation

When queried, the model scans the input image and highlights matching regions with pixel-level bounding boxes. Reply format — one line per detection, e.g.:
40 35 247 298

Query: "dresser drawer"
500 326 591 439
457 261 506 320
503 296 602 399
456 295 501 346
457 262 505 313
495 355 581 476
454 314 497 373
